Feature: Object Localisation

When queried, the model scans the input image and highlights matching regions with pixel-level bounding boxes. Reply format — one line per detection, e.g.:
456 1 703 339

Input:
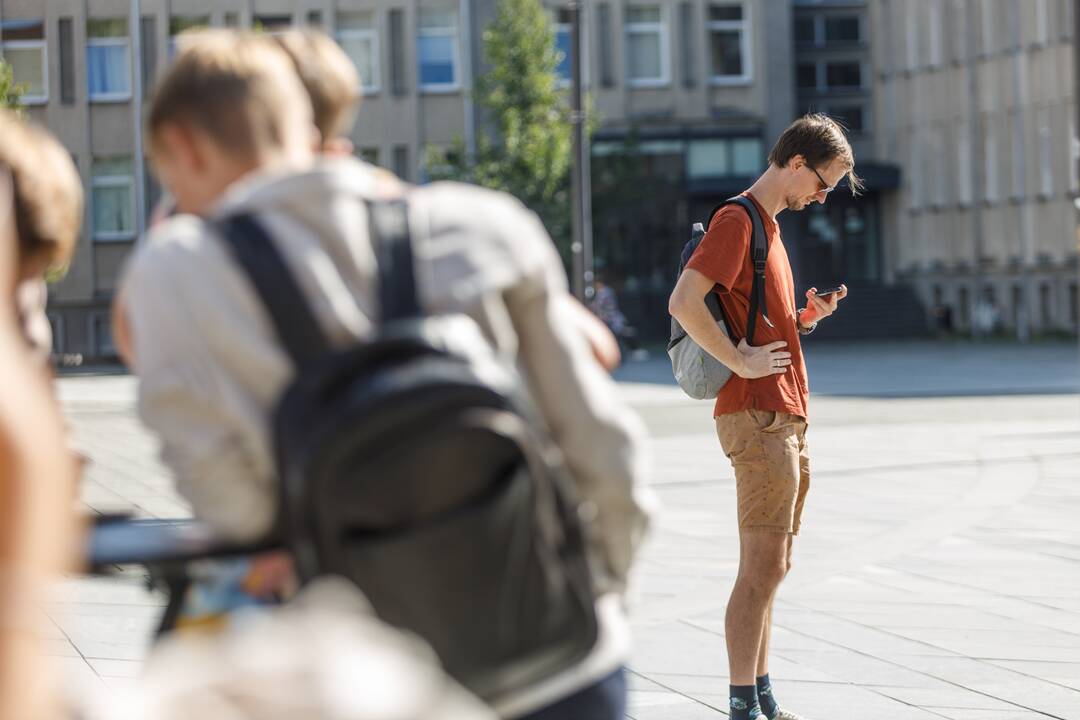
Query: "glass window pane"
710 29 743 76
169 15 209 36
339 35 375 87
0 19 44 41
824 16 860 43
338 11 374 31
627 6 662 24
709 5 743 22
92 185 133 234
627 32 661 80
254 15 292 32
825 61 861 87
831 106 864 133
87 18 128 38
419 8 456 29
4 46 45 97
93 156 132 176
419 35 456 85
731 138 762 175
555 28 572 80
796 62 817 88
87 43 131 96
687 140 729 178
794 16 815 44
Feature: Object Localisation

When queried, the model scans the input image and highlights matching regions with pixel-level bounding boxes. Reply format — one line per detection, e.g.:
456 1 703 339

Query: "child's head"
272 29 361 155
0 110 83 281
146 29 317 215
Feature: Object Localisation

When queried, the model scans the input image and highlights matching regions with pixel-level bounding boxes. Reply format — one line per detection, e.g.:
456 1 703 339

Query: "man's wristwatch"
796 309 817 335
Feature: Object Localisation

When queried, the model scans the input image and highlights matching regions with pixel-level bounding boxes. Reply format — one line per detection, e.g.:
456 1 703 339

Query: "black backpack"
668 196 771 399
215 200 598 703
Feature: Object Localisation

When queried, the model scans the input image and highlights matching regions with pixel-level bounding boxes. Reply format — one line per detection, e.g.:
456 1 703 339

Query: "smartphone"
813 285 844 297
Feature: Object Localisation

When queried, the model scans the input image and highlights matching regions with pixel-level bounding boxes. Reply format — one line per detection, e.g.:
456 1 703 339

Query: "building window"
708 3 749 84
169 16 209 58
392 145 409 181
825 62 861 89
824 16 860 44
357 147 379 165
796 62 817 89
794 16 816 45
625 5 669 87
92 314 117 358
337 11 380 92
831 106 865 134
223 13 240 28
418 8 459 90
92 156 135 241
1 20 47 103
554 9 572 84
687 137 762 179
307 10 323 27
254 15 293 33
87 18 131 101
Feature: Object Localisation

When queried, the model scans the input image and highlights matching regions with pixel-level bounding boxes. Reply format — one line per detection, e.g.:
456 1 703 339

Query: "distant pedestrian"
669 114 862 720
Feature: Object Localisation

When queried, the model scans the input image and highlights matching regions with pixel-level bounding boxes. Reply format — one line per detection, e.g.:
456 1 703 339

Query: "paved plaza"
49 341 1080 718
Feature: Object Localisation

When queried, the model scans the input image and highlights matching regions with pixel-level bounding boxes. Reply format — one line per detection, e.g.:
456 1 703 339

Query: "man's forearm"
672 301 744 375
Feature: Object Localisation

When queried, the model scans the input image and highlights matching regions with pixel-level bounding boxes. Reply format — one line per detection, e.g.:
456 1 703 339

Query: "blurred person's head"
767 113 863 212
0 110 83 281
146 29 317 215
272 29 360 155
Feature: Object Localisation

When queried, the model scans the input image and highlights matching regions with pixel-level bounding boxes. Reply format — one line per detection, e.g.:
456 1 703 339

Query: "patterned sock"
729 684 763 720
756 674 779 719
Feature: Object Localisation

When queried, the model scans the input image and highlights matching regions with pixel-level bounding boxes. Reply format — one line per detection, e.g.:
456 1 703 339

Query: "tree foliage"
427 0 575 256
0 59 27 114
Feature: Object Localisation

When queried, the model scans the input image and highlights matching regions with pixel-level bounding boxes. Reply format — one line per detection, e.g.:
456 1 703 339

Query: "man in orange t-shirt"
669 114 862 720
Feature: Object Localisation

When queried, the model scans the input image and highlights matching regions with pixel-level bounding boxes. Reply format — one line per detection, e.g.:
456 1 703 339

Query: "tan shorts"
715 409 810 535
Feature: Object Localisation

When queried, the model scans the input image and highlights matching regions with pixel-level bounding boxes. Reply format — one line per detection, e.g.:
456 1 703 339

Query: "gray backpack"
668 196 770 400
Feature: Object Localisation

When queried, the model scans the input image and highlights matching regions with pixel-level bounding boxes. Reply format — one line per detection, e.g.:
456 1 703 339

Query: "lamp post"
568 0 593 303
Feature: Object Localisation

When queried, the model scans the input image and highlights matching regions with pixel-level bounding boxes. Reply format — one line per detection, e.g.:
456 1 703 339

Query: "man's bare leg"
726 530 789 685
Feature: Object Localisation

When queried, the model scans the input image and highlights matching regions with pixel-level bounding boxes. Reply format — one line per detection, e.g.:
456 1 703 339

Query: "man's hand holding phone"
799 284 848 327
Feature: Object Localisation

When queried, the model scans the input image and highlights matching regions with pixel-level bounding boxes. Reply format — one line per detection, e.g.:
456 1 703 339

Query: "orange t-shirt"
684 192 809 419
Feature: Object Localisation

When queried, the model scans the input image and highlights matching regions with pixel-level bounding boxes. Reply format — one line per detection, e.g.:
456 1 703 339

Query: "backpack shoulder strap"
725 195 772 344
216 214 331 369
366 198 421 321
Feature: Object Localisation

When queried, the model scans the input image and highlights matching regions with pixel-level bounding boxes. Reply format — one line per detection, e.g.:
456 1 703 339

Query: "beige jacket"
121 157 650 594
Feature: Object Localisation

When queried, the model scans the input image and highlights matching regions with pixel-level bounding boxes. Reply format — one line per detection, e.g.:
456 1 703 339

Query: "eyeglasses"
809 165 835 195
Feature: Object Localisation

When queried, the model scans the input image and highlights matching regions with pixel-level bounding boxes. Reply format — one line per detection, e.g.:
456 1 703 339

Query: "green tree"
427 0 575 259
0 59 27 113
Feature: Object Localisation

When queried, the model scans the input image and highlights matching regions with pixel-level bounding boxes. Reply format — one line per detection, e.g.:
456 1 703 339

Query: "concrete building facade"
870 0 1080 338
0 0 798 357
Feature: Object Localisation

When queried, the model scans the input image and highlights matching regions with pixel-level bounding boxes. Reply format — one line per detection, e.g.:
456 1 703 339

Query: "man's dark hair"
768 113 864 195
